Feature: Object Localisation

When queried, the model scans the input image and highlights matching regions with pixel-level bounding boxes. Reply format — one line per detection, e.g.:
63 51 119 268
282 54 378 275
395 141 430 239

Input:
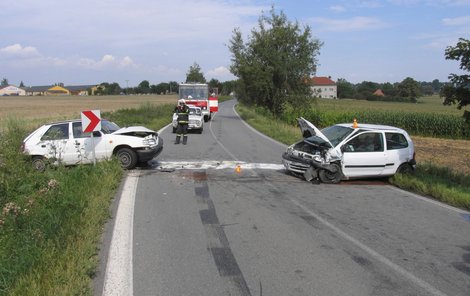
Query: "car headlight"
143 138 157 146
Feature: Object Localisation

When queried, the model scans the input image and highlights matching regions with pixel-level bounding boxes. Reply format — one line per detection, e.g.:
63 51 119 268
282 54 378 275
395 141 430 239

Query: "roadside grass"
236 103 470 211
0 103 174 295
390 164 470 210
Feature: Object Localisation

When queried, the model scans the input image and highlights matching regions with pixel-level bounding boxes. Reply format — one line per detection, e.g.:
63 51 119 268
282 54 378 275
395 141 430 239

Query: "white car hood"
296 117 342 162
113 126 157 135
297 117 334 148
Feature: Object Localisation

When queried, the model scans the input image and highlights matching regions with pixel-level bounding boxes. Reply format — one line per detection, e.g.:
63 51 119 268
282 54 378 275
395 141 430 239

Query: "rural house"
311 76 337 99
25 84 98 96
0 85 26 96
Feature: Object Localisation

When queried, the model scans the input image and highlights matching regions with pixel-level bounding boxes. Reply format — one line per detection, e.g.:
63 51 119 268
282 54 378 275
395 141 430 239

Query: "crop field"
315 95 466 116
0 94 177 130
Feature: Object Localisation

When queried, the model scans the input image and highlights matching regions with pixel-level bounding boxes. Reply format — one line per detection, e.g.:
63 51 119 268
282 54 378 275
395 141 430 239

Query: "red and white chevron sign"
81 110 101 133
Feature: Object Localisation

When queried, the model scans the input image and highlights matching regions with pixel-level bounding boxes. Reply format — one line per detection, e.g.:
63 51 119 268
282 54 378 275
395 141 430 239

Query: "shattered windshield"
101 120 120 134
305 125 354 147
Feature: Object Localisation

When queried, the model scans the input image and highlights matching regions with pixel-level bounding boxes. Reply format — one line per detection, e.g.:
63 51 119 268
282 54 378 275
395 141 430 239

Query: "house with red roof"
311 76 337 99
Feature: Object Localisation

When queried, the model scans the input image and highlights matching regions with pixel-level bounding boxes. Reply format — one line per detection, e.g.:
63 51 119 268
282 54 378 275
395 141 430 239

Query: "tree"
381 82 396 97
208 78 222 95
154 82 169 94
396 77 421 101
186 63 206 83
440 38 470 123
169 81 178 94
137 80 150 94
1 78 9 87
355 81 379 98
336 78 355 98
229 7 322 116
19 81 25 87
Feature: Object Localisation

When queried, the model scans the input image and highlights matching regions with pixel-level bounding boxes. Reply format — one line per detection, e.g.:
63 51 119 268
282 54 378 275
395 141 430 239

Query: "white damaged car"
172 105 204 133
282 118 416 183
22 119 163 171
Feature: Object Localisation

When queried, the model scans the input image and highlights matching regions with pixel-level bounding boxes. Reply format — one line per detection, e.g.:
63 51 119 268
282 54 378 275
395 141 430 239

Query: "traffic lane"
210 169 470 296
134 167 470 295
210 99 287 164
157 123 237 162
133 169 229 296
156 99 287 164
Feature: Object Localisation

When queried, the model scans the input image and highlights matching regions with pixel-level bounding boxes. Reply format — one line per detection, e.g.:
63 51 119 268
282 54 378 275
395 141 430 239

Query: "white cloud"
311 17 387 32
207 66 232 77
0 44 41 58
76 54 136 70
442 15 470 25
330 5 346 12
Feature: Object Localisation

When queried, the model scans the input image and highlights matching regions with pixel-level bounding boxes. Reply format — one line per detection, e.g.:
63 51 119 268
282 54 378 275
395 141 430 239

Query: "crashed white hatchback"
282 118 416 183
22 119 163 171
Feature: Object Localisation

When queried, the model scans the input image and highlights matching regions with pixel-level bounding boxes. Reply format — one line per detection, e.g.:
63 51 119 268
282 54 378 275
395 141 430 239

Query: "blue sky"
0 0 468 87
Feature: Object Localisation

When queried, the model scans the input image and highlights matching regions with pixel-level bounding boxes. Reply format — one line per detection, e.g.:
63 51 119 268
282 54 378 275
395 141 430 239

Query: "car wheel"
318 163 342 184
116 148 137 169
198 127 203 134
32 156 46 172
172 127 176 133
397 163 413 175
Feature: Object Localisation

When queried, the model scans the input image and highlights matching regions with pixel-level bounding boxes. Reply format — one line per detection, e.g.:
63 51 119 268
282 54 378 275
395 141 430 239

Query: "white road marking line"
102 172 139 296
154 160 285 171
288 197 449 296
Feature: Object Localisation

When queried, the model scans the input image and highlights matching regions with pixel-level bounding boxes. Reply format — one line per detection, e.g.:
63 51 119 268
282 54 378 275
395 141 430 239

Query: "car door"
37 122 74 165
70 121 108 164
341 132 387 177
384 132 411 175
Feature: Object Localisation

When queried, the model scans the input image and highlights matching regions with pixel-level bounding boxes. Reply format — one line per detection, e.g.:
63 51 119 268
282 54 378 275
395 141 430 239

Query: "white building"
0 85 26 96
311 77 337 99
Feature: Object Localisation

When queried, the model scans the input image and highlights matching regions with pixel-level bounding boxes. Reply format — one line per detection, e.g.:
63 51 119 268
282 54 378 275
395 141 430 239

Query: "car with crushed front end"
172 105 204 133
22 119 163 171
282 118 416 183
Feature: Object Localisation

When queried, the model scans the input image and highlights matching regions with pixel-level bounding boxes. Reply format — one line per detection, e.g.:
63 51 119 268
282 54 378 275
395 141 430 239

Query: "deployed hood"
113 126 157 137
297 117 334 148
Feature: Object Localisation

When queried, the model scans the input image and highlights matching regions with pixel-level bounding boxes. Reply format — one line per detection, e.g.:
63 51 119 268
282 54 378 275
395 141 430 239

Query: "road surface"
96 99 470 296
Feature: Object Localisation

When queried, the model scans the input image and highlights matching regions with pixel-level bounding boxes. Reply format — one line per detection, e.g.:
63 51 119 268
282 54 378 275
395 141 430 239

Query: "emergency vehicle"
178 83 218 122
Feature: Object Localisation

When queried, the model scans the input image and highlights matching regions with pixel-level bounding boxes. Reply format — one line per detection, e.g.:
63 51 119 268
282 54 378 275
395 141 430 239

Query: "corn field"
280 107 469 139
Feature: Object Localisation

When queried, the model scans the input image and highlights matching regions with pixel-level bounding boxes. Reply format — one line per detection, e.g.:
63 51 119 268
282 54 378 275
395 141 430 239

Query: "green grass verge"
0 103 174 295
236 103 470 211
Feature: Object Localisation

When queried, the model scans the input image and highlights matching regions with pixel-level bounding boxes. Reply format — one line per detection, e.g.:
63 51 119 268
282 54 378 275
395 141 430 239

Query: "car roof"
41 118 110 126
334 123 407 133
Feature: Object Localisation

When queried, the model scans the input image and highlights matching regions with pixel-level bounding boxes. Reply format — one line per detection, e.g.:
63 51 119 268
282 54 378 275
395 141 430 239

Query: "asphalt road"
96 99 470 296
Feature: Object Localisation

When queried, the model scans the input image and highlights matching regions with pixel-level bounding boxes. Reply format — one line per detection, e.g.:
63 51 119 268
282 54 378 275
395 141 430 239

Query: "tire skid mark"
193 171 252 296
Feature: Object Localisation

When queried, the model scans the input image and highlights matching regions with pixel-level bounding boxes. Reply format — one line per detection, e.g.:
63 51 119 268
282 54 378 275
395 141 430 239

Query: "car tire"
198 127 203 134
318 163 342 184
116 148 137 169
172 127 176 133
32 156 46 172
397 163 413 175
204 116 209 123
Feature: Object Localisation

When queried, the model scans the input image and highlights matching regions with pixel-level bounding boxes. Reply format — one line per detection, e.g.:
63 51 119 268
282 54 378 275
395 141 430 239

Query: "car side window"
41 123 69 140
344 132 384 152
386 133 408 150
